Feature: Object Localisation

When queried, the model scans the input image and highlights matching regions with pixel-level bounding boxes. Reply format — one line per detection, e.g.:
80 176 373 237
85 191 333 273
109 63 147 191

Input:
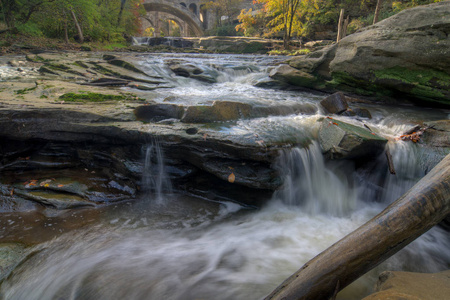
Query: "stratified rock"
320 92 348 114
318 118 387 159
0 243 27 281
134 104 184 122
363 270 450 300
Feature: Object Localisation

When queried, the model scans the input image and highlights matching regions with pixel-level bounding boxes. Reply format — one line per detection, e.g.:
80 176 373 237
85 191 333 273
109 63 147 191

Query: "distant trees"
235 0 445 49
0 0 145 43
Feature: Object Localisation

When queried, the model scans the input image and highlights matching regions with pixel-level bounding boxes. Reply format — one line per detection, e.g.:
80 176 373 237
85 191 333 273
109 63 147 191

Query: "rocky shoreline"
1 3 449 299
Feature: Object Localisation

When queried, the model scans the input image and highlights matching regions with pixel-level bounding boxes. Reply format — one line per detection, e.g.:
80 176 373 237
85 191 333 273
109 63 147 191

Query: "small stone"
186 128 198 135
320 92 349 114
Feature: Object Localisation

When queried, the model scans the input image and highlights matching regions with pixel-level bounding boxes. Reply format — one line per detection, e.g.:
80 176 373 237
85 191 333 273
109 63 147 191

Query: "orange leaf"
58 184 64 187
228 172 235 183
10 188 14 196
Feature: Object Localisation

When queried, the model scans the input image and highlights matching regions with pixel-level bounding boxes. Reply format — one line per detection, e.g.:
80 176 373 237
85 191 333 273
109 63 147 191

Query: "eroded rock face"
282 2 450 107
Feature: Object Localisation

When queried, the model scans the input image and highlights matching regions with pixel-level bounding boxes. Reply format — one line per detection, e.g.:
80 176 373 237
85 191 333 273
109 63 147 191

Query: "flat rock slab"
363 270 450 300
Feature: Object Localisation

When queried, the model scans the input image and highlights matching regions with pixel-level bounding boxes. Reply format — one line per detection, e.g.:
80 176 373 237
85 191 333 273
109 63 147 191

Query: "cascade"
273 142 357 217
142 141 172 203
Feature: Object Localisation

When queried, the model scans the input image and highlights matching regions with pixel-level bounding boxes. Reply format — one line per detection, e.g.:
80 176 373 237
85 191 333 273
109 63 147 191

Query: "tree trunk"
373 0 383 24
342 16 349 39
0 0 15 28
265 153 450 300
70 9 84 43
336 9 345 42
117 0 126 26
63 9 69 44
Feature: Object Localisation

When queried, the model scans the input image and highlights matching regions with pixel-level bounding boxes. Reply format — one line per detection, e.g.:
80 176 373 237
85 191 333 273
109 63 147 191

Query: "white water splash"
142 141 172 203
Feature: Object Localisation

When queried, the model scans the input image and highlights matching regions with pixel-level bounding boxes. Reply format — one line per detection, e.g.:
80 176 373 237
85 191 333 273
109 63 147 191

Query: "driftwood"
385 145 396 175
266 154 450 300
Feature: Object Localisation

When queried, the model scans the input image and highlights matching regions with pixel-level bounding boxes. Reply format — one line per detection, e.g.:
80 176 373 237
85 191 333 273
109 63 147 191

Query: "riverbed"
0 52 449 300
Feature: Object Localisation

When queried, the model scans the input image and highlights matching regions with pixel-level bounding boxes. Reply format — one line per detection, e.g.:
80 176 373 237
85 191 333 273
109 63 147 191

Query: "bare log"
336 9 345 42
373 0 384 24
385 145 396 175
266 154 450 300
70 9 84 43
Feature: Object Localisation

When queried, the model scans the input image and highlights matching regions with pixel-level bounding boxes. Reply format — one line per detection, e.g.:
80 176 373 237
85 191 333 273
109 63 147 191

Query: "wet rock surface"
318 118 387 159
0 51 443 211
0 243 27 281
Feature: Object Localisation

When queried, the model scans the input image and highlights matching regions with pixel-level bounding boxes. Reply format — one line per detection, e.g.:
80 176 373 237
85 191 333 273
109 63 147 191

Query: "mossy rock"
318 118 387 159
59 92 142 103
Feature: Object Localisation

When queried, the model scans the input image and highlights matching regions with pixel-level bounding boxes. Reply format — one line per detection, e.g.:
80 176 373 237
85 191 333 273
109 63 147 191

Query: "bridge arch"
142 1 203 37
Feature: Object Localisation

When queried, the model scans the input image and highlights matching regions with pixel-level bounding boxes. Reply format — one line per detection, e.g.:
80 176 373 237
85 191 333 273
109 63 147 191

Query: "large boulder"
284 2 450 107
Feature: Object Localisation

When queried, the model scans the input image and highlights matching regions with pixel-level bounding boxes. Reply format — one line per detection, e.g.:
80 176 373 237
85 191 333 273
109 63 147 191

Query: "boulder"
422 120 450 148
286 2 450 107
363 270 450 300
318 118 387 159
269 64 320 89
181 101 252 123
320 92 348 114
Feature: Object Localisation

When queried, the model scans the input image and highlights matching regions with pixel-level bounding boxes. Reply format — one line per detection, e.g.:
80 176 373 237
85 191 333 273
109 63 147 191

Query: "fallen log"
266 154 450 300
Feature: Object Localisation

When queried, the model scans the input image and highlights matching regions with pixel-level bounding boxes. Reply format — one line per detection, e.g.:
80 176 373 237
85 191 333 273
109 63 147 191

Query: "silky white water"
1 54 449 300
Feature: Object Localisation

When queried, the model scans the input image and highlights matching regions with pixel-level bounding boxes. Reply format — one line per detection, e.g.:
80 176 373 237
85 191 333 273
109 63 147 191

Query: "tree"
258 0 301 49
235 8 266 37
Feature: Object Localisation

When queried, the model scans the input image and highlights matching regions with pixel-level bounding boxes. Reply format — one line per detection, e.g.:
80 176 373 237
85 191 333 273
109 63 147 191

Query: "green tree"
257 0 302 49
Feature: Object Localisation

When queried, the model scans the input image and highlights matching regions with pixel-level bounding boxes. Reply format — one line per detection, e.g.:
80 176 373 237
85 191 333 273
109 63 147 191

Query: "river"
0 53 449 300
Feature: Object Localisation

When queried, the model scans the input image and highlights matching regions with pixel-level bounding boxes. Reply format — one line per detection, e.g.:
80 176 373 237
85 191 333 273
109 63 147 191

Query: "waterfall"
142 141 172 203
273 142 357 217
356 141 427 205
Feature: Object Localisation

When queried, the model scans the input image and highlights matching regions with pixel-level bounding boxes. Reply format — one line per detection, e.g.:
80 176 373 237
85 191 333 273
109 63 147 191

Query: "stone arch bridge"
141 0 214 37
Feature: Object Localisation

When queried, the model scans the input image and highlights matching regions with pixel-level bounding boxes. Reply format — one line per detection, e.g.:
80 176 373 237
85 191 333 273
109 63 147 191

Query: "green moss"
372 66 450 104
25 55 50 63
242 42 265 53
74 61 89 69
59 92 125 102
39 95 48 99
373 67 450 88
59 92 145 103
15 86 37 95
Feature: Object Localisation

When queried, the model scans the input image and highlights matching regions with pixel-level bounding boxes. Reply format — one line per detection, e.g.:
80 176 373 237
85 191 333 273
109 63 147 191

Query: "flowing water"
1 53 449 300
